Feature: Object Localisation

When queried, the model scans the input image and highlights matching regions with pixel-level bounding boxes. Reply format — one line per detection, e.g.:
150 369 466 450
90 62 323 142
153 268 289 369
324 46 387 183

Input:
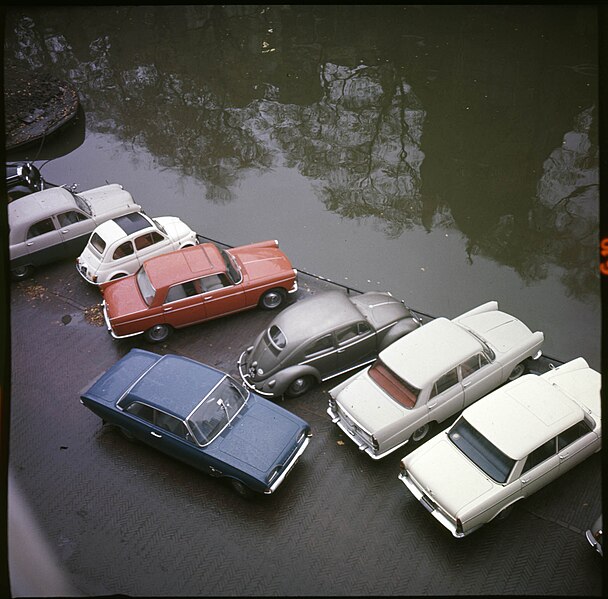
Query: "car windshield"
136 266 156 306
220 248 242 284
459 326 496 361
152 218 167 235
187 376 247 445
368 359 419 408
448 417 515 483
70 190 93 216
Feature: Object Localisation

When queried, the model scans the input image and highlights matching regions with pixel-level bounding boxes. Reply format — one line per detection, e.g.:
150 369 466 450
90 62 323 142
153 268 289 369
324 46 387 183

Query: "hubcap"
264 292 282 308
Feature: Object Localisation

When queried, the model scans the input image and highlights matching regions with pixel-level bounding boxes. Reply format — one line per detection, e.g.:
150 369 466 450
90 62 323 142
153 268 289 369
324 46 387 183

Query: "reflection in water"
4 5 599 303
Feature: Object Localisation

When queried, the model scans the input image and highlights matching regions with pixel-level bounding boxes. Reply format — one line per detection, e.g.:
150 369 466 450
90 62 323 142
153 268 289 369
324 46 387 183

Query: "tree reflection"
4 4 599 299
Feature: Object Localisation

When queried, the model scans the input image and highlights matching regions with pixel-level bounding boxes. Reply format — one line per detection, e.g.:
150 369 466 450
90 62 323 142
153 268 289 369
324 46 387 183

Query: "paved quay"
7 256 603 596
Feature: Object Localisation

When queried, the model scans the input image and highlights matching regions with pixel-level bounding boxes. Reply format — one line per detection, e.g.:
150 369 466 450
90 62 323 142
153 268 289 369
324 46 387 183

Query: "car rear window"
368 360 419 408
448 417 515 483
268 325 286 350
90 232 106 254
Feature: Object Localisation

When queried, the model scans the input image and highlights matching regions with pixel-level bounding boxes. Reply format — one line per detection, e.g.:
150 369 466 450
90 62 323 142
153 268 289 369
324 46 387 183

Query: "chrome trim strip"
265 435 310 494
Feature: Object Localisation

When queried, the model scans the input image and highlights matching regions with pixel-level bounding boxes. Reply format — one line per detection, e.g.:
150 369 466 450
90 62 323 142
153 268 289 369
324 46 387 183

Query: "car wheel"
508 362 526 381
11 265 33 281
286 375 315 398
411 422 433 444
496 504 514 521
259 288 286 310
144 324 172 343
118 427 137 442
230 479 251 498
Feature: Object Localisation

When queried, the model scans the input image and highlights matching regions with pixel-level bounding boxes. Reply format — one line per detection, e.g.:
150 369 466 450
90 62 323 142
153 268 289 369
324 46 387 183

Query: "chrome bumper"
265 434 311 494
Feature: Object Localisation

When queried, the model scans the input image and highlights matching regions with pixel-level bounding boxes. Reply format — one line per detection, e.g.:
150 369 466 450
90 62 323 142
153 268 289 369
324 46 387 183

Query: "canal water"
4 5 600 368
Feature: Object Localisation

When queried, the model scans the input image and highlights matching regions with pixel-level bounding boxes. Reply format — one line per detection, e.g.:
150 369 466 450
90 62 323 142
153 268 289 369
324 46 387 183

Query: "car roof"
8 187 78 237
144 243 225 288
379 317 481 389
462 373 586 460
269 291 363 343
92 212 153 245
126 354 224 418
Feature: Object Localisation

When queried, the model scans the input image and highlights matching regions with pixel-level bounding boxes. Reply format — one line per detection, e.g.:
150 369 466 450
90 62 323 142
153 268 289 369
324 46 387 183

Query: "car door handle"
521 477 529 484
163 307 173 312
61 229 69 234
26 241 34 246
559 452 569 459
337 349 345 353
427 400 437 409
203 296 213 300
150 431 162 438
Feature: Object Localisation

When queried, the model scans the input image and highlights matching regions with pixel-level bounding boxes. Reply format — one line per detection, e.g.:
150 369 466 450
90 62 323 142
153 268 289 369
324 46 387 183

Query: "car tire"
11 264 33 281
144 324 172 343
286 375 315 398
230 479 252 498
508 362 526 381
118 427 137 442
411 422 433 444
496 504 514 521
259 288 286 310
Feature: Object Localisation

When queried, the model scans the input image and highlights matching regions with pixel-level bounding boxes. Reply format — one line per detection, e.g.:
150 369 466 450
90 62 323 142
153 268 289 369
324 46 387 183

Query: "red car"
102 240 298 342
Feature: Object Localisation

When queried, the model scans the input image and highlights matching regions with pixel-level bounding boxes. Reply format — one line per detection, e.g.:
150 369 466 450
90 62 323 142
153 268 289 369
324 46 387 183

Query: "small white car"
327 301 544 459
76 211 198 284
8 184 142 280
398 358 601 538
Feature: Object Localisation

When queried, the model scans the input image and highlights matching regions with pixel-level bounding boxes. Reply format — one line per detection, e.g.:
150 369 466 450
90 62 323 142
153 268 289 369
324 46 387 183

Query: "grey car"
238 290 421 398
8 183 142 280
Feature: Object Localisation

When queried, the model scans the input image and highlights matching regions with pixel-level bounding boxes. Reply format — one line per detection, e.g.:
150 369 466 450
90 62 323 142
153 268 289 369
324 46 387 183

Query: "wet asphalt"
6 257 604 596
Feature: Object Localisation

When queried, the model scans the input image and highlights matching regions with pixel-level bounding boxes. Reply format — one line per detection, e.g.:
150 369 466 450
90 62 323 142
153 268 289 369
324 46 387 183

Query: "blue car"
80 349 312 496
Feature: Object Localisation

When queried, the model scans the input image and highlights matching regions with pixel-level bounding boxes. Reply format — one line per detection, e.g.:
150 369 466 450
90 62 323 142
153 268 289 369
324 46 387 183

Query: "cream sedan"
327 301 544 459
398 358 601 537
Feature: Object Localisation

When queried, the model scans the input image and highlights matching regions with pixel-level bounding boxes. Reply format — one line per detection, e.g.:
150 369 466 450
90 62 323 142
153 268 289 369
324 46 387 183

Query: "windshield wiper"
217 398 232 427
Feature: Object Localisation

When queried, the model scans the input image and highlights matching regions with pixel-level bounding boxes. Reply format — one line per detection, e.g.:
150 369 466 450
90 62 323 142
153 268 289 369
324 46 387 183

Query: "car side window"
125 401 155 422
135 231 164 250
112 241 135 260
165 279 202 303
336 322 372 345
305 335 334 358
557 420 591 450
155 411 189 439
430 368 459 398
522 438 557 473
26 218 55 239
460 354 483 379
201 273 230 292
57 211 89 226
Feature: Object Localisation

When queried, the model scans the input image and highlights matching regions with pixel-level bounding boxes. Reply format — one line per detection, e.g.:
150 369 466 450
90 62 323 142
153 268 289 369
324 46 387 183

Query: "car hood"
232 246 293 282
457 311 533 354
154 216 195 243
79 184 141 218
103 275 149 318
207 396 306 476
335 373 407 433
405 435 496 517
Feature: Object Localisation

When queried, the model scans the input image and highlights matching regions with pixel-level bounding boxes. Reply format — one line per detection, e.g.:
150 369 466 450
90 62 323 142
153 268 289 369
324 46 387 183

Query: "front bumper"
237 350 276 397
265 433 311 494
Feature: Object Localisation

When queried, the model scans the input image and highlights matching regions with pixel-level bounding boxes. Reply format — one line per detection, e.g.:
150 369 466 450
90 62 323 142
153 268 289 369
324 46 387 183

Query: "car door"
56 210 94 255
519 438 560 496
199 273 247 319
301 334 338 377
425 367 464 423
161 279 208 328
104 240 137 277
123 402 209 471
134 230 172 266
22 217 66 265
333 321 377 377
458 352 502 408
556 418 599 476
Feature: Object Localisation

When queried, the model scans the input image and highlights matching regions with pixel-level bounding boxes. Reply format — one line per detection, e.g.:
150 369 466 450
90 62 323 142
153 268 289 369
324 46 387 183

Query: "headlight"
257 368 264 376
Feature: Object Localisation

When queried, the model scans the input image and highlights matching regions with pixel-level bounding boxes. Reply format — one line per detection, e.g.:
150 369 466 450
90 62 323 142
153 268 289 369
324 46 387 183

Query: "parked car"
585 515 603 557
102 239 298 343
80 349 312 496
6 161 44 201
8 183 142 280
398 358 601 538
76 211 198 284
238 290 421 398
327 301 544 459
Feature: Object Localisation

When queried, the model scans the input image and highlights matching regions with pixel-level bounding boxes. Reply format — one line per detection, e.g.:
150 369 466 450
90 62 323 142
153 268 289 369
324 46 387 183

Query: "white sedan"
76 211 198 284
398 357 601 537
327 301 544 459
